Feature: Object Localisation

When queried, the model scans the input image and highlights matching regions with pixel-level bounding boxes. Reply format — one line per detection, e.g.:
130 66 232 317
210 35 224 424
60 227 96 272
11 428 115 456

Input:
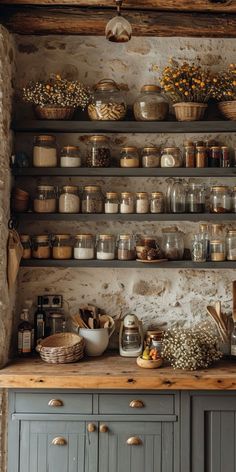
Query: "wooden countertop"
1 354 236 390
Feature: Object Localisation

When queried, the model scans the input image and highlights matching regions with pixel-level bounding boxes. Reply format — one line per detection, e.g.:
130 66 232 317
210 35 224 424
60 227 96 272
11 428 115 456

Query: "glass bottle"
33 135 57 168
86 135 111 167
82 186 104 213
221 146 230 168
231 322 236 358
96 234 116 260
74 234 95 260
136 192 149 214
199 223 211 260
18 308 33 356
186 183 205 213
88 79 127 121
105 192 119 214
170 180 186 213
120 147 140 168
34 296 46 346
133 85 169 121
117 234 136 260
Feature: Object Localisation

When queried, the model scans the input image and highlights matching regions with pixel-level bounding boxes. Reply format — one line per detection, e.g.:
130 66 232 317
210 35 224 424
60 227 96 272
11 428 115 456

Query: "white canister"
79 326 115 356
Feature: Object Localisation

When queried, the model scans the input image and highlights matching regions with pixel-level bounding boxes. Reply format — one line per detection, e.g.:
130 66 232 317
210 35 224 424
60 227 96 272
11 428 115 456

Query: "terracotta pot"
173 102 207 122
218 101 236 120
34 105 75 120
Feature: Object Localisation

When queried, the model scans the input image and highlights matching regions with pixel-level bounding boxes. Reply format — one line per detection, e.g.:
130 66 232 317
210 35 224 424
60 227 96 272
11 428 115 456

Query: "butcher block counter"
1 353 236 390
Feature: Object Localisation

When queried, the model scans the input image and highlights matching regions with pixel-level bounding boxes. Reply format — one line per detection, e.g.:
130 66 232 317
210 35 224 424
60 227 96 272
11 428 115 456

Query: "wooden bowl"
136 355 163 369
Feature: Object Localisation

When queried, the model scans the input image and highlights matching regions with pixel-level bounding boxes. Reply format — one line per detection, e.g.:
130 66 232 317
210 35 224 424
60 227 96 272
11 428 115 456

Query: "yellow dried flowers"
211 63 236 102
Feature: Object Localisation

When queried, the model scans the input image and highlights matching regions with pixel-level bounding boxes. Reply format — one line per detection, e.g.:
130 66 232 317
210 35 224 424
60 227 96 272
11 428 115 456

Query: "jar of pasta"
32 235 51 259
34 185 57 213
33 135 57 167
88 79 127 121
20 234 31 259
59 186 80 213
52 234 73 260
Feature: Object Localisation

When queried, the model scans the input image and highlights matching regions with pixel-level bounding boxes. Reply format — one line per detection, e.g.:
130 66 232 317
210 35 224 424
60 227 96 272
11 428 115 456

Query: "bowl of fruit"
136 346 163 369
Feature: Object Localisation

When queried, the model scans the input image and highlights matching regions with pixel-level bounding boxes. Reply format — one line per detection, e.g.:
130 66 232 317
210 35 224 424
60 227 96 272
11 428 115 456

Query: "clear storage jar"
33 185 57 213
20 234 31 260
141 146 161 168
120 147 139 168
88 79 127 121
32 235 51 259
105 192 119 214
136 192 149 214
170 180 186 213
74 234 95 260
96 234 115 260
60 145 81 168
117 234 136 260
133 85 169 121
82 186 104 213
120 192 135 213
52 234 72 260
86 135 111 167
210 186 232 213
33 135 57 168
48 313 66 335
191 234 207 262
161 229 184 260
59 186 80 213
161 147 182 168
232 187 236 213
186 184 205 213
226 230 236 261
210 239 226 261
150 192 165 213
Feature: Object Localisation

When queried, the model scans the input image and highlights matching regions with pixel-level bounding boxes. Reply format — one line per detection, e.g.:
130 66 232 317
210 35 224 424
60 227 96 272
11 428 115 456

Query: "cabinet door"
19 420 97 472
99 421 177 472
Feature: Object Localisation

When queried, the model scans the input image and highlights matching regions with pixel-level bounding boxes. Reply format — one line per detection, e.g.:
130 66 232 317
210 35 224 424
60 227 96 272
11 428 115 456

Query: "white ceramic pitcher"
80 325 115 356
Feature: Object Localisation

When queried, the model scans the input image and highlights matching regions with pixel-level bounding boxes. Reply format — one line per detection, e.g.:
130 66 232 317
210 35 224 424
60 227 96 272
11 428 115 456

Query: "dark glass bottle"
34 296 46 346
18 309 33 356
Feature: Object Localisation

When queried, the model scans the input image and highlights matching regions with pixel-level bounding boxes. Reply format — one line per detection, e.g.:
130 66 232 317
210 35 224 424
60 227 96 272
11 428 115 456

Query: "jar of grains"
59 186 80 213
82 186 104 213
60 146 81 168
32 235 51 259
88 79 127 121
226 230 236 261
74 234 95 260
161 147 182 167
52 234 73 260
210 239 226 262
20 234 31 260
141 147 161 168
120 147 140 168
196 146 207 168
232 187 236 212
96 234 115 260
117 234 136 260
136 192 149 214
150 192 165 213
133 85 169 121
33 135 57 167
105 192 119 214
183 146 195 168
210 186 232 213
120 192 135 213
33 185 57 213
161 229 184 260
86 135 111 167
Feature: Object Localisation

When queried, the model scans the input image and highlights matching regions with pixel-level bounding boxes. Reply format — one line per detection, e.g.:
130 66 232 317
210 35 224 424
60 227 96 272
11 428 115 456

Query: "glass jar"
86 135 111 167
117 234 136 260
161 229 184 260
59 186 80 214
105 192 119 214
209 146 221 167
32 235 51 259
210 186 232 213
183 146 195 168
150 192 165 213
48 312 66 335
133 85 169 121
60 145 81 168
221 146 230 168
33 185 57 213
232 187 236 213
170 180 186 213
199 223 211 260
88 79 127 121
136 192 149 214
96 234 115 260
186 183 205 213
120 147 139 168
146 330 163 353
226 230 236 261
196 146 207 168
210 240 226 262
33 135 57 168
20 234 31 260
52 234 72 260
120 192 135 213
191 234 207 262
161 147 182 168
82 186 104 213
141 147 161 168
74 234 95 260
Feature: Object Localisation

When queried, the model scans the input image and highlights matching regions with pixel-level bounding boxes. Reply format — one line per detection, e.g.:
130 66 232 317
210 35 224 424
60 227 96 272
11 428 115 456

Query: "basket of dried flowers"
160 60 211 122
211 64 236 120
22 74 92 120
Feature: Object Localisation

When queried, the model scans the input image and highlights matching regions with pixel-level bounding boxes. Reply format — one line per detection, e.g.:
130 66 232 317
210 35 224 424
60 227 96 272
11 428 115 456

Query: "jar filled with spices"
59 186 80 213
150 192 165 213
221 146 230 168
86 135 111 167
117 234 136 260
60 145 81 168
226 230 236 261
209 146 221 167
105 192 119 214
33 185 57 213
33 135 57 168
232 187 236 212
141 146 161 168
186 183 205 213
136 192 149 214
183 145 195 168
88 79 127 121
52 234 73 260
196 146 207 168
161 147 182 168
120 147 139 168
82 186 104 213
96 234 115 260
74 234 95 260
120 192 135 213
210 186 232 213
20 235 31 260
133 85 169 121
170 180 186 213
210 240 226 262
32 235 51 259
161 229 184 260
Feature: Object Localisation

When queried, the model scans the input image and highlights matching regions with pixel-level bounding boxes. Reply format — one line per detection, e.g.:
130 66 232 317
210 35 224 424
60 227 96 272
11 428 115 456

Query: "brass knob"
51 437 67 446
48 399 64 408
126 436 142 446
129 400 144 409
99 424 109 433
87 423 96 433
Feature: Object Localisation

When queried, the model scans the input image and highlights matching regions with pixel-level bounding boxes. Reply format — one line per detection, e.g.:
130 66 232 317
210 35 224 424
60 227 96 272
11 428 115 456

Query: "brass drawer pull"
129 400 144 409
99 424 109 433
51 437 67 446
126 436 142 446
87 423 96 433
48 399 64 408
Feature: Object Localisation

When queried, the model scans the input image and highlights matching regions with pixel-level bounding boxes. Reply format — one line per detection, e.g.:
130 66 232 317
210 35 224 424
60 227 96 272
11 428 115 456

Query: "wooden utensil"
206 306 228 343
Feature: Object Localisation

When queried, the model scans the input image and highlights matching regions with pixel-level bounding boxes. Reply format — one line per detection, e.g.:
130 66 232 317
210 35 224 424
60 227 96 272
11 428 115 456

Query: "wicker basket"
218 101 236 120
36 332 85 364
173 102 207 122
34 105 75 120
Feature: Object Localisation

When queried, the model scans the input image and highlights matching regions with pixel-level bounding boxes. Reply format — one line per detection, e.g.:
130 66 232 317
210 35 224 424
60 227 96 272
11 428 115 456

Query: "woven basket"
218 101 236 120
173 102 207 122
36 332 85 364
34 105 75 120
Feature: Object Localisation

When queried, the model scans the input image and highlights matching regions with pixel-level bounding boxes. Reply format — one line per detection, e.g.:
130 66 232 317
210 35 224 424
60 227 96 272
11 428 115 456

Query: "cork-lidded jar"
133 85 169 121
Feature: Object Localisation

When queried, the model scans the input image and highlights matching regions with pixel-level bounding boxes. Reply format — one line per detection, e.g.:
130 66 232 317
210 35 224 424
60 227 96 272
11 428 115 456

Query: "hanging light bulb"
105 0 132 43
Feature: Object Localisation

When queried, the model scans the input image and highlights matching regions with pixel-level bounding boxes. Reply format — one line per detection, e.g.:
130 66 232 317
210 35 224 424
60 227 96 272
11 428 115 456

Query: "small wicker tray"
36 332 85 364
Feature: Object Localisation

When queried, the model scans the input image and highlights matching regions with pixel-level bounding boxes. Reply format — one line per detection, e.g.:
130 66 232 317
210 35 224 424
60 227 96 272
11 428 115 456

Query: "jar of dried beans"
86 135 111 167
82 186 104 213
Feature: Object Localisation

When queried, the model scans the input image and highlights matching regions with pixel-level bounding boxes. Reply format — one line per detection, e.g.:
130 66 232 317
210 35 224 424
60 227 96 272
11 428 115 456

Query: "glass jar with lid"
210 186 232 213
82 186 104 213
183 145 195 168
20 234 31 260
136 192 149 214
59 186 80 214
196 146 207 168
145 330 164 352
117 234 136 260
32 235 51 259
88 79 127 121
210 240 226 262
48 312 66 335
161 229 184 260
74 234 95 260
52 234 72 260
226 230 236 261
60 145 81 168
191 234 207 262
33 185 57 213
133 85 169 121
199 223 211 260
170 180 186 213
105 192 119 214
161 147 182 167
120 192 135 213
150 192 165 213
209 146 221 167
33 135 57 167
86 135 111 167
141 146 161 168
186 183 205 213
232 187 236 213
120 147 139 168
96 234 116 260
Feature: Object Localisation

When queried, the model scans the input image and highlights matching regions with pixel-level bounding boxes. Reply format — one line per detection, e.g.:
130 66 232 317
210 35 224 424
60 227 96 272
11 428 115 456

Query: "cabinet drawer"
14 393 92 414
98 394 174 415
